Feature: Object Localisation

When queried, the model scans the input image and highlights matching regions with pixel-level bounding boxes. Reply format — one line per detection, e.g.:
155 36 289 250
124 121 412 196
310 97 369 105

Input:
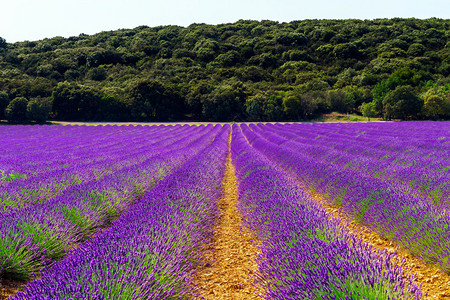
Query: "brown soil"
0 278 25 300
192 137 263 299
309 190 450 299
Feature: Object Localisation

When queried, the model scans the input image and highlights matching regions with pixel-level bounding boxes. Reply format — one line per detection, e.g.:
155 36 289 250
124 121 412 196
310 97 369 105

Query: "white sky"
1 0 449 43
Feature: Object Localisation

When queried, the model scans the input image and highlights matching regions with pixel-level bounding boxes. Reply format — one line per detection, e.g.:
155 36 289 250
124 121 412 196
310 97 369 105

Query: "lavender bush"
12 125 229 299
231 124 421 299
242 122 450 273
0 124 220 280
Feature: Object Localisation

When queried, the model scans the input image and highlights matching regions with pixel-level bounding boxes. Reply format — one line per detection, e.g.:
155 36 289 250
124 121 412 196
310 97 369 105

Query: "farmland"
0 121 449 299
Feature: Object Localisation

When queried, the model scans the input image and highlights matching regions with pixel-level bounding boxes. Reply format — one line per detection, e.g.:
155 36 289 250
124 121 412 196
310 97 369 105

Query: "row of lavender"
243 122 450 273
231 124 421 299
262 122 449 202
0 125 169 180
12 125 229 299
0 125 193 212
0 124 220 280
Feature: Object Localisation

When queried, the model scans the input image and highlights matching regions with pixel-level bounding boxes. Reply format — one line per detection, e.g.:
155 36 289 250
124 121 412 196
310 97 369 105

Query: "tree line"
0 18 448 123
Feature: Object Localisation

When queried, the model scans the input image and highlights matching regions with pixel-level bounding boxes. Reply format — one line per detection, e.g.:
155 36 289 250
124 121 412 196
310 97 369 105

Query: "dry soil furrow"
0 279 25 300
193 137 262 300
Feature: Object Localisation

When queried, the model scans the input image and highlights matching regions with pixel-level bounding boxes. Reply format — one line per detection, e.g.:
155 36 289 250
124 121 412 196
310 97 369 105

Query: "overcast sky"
1 0 449 43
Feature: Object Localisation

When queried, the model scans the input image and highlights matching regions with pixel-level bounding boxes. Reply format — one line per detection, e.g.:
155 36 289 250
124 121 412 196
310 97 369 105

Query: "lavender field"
0 122 449 299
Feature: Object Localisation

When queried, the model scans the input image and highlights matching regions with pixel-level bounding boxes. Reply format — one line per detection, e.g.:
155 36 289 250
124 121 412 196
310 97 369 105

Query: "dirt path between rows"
309 190 450 299
0 279 25 300
193 136 263 299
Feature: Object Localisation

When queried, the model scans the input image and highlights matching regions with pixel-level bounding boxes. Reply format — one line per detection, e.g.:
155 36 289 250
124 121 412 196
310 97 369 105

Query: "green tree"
372 67 422 113
209 50 241 68
407 43 426 57
0 91 10 119
333 43 360 59
359 102 377 121
246 91 286 121
422 90 448 118
283 91 318 120
86 67 107 81
326 90 346 112
5 97 29 123
52 82 82 120
128 79 184 121
96 89 130 121
248 53 277 69
237 66 271 82
263 92 285 121
52 82 102 120
382 86 423 120
203 80 247 121
245 94 264 121
186 81 211 119
342 85 372 111
193 38 219 62
27 97 52 123
0 36 6 49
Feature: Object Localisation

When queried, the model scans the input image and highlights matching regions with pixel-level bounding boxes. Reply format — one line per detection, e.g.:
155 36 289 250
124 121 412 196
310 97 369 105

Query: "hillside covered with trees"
0 18 448 123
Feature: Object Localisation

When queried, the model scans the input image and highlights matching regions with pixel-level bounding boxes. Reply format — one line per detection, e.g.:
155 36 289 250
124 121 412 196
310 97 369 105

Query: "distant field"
52 113 383 126
52 121 229 126
1 121 449 299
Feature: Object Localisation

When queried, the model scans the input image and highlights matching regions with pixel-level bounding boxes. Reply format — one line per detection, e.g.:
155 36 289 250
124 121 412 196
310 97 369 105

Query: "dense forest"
0 18 449 123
